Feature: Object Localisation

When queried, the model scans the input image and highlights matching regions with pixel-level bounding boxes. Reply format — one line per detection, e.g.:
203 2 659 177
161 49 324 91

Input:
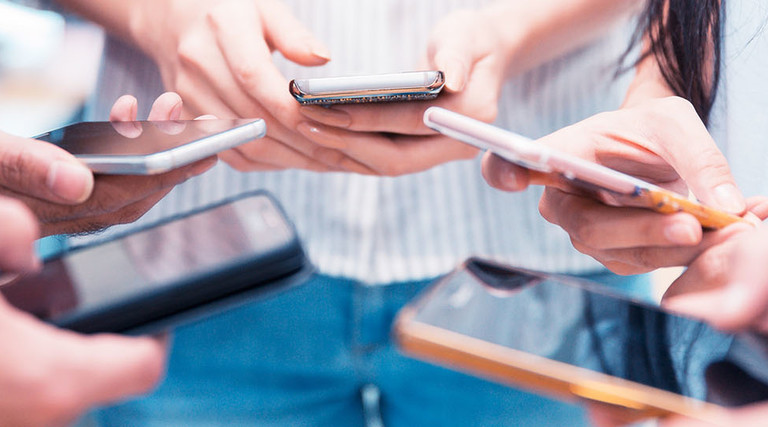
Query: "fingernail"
47 161 94 203
714 183 746 214
299 106 351 128
296 122 348 149
310 42 331 62
170 101 183 120
443 59 467 92
502 170 518 190
663 223 699 245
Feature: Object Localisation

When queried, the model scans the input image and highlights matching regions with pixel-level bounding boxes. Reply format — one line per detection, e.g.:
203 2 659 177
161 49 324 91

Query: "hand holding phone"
36 118 265 175
290 71 445 105
395 258 768 425
15 93 220 237
425 100 754 275
1 192 311 334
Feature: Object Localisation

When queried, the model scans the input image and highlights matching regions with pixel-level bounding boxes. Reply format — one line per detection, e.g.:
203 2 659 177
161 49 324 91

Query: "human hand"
0 196 165 426
0 294 166 427
17 92 216 236
482 96 747 275
127 0 363 173
0 196 40 273
661 196 768 333
293 8 509 175
587 400 768 427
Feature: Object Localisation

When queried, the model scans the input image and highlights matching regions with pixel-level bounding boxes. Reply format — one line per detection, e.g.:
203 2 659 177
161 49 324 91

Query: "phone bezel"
3 191 312 335
423 107 745 229
393 258 731 424
37 118 266 175
290 71 445 105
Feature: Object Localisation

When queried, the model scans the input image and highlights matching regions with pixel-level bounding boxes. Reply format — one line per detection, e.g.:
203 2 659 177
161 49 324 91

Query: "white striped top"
82 0 635 284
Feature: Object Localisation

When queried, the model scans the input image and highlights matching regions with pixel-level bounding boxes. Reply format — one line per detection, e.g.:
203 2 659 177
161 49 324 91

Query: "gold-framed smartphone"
424 107 745 229
394 258 768 425
290 71 445 105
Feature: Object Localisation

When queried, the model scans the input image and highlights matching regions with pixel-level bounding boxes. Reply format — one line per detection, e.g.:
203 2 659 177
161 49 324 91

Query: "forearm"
54 0 137 42
482 0 642 76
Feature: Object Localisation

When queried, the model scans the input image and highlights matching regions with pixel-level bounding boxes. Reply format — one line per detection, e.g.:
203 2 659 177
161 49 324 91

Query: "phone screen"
405 260 768 408
36 119 259 156
1 194 296 326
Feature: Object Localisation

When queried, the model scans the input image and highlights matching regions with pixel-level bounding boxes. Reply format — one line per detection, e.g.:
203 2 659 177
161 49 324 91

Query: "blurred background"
0 0 102 137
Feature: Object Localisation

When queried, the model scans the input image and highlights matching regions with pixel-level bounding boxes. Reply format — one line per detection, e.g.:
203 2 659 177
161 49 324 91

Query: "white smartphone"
35 118 266 175
423 107 744 229
395 258 768 425
290 71 445 105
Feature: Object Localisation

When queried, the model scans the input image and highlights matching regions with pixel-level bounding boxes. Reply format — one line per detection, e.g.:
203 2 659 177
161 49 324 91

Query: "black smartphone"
1 191 312 334
35 118 266 175
395 258 768 425
290 71 445 105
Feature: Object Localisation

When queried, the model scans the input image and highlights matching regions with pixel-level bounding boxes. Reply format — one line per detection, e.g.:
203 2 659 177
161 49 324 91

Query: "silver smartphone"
35 118 266 175
423 107 744 229
290 71 445 105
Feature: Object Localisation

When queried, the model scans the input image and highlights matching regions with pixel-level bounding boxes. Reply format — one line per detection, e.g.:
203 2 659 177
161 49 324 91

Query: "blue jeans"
94 271 650 426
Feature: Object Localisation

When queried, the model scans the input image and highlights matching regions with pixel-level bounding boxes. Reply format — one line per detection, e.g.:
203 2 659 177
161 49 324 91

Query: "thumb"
260 0 330 66
73 334 168 405
0 131 94 204
664 226 768 331
427 13 479 92
637 98 745 215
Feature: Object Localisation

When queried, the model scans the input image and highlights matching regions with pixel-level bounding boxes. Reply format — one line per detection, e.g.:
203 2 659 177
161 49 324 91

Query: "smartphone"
424 107 744 229
290 71 445 105
35 118 266 175
0 191 312 334
394 258 768 424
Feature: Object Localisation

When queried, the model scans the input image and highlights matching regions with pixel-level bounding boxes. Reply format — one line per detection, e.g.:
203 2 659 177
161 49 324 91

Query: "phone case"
394 258 768 425
423 107 746 229
290 71 445 105
1 191 312 334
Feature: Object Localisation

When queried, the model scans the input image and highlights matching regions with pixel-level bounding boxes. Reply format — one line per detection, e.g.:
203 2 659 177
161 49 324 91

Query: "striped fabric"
82 0 635 284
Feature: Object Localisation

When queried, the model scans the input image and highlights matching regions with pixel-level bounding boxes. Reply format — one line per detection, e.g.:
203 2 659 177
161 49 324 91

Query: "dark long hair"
635 0 723 125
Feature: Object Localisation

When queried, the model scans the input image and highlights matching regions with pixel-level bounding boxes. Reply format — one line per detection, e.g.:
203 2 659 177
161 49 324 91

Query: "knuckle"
627 247 662 270
695 244 731 284
537 196 555 223
605 261 647 276
233 62 260 89
474 102 498 124
176 37 204 69
568 220 600 247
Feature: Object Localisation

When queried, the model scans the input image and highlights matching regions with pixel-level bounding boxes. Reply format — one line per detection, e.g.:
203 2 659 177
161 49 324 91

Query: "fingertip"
309 40 331 63
434 52 468 92
149 92 184 121
662 214 703 245
713 183 747 215
109 95 138 121
46 160 95 204
481 152 528 191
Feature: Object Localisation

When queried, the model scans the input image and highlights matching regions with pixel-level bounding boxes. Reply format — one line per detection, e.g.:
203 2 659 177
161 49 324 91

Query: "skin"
293 0 641 175
55 0 639 175
0 93 201 426
12 92 217 236
483 95 751 275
